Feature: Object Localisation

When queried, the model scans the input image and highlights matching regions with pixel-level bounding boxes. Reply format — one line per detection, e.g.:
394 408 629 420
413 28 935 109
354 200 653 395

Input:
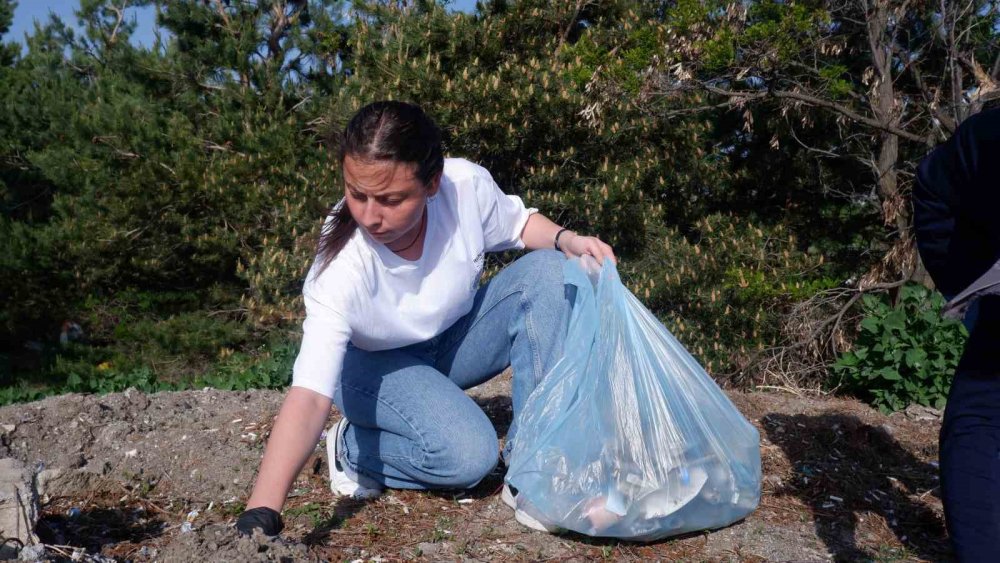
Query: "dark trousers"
940 312 1000 561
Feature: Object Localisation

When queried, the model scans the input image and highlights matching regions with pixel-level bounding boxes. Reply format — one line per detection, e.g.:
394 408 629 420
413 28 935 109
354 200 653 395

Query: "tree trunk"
867 0 921 287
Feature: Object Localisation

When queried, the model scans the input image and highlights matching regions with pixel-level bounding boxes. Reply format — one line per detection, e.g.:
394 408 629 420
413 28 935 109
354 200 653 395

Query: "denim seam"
437 284 526 361
519 290 544 386
357 453 412 462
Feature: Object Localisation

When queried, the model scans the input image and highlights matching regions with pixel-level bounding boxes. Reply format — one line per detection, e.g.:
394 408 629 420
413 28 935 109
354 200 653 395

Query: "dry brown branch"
211 0 232 28
693 82 928 144
108 0 129 46
741 278 908 391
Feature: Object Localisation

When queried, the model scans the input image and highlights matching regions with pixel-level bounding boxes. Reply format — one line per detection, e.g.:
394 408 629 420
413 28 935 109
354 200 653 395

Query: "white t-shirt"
291 158 538 399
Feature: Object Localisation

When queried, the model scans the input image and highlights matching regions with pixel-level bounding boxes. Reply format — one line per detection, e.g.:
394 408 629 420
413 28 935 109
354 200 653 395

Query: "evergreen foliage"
1 0 994 411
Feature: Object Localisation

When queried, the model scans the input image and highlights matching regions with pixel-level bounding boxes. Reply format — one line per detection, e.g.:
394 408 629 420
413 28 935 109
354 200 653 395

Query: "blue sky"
7 1 479 49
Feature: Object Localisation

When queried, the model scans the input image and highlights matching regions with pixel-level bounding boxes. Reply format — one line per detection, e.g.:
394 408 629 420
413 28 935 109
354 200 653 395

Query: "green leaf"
904 348 926 369
878 368 902 381
882 311 906 333
860 317 881 333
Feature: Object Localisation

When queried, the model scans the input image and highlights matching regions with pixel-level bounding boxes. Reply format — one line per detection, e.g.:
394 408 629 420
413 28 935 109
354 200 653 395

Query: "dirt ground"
0 371 950 562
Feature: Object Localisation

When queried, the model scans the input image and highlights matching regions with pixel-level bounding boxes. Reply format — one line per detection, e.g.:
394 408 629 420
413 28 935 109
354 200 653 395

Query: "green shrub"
622 214 834 376
195 341 296 391
833 284 967 413
0 336 296 406
112 311 249 359
0 1 899 401
0 384 45 405
64 365 178 395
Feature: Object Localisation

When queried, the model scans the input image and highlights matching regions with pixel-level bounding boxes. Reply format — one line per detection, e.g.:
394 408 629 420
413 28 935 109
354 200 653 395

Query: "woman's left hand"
560 233 617 266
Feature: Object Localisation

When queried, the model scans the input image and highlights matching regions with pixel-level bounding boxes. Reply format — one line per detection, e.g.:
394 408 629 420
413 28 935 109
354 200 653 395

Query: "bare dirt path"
0 372 949 561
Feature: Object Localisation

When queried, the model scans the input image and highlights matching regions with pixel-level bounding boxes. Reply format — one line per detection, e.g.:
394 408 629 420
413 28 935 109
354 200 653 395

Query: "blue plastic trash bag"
505 256 761 540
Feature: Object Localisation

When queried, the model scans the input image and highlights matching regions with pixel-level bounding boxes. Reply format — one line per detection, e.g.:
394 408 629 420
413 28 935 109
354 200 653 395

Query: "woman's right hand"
242 386 333 521
236 506 284 537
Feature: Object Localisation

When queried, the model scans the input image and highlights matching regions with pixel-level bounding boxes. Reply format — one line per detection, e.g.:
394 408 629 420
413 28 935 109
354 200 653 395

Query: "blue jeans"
940 301 1000 561
332 250 573 490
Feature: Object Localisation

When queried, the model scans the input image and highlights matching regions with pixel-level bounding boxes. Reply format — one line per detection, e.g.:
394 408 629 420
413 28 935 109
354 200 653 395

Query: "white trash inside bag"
505 256 761 540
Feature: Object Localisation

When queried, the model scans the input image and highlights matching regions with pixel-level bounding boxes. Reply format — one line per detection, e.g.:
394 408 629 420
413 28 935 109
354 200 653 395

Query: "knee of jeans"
421 421 498 488
519 250 567 297
521 249 565 271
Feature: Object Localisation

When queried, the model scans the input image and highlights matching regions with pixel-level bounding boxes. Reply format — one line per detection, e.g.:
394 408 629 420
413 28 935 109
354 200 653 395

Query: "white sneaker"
502 484 561 533
501 483 517 510
327 418 383 500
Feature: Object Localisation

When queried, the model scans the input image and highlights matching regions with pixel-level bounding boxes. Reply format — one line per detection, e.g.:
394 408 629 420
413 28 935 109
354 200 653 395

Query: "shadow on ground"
762 413 951 562
37 507 165 553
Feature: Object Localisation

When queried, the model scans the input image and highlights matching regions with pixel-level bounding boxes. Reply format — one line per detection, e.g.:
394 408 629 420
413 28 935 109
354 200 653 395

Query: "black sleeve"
913 108 1000 297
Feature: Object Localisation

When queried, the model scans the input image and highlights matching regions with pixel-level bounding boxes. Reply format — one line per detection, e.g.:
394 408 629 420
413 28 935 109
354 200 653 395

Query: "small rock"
417 542 449 557
124 388 151 410
37 468 99 498
763 475 783 488
0 458 40 550
17 544 45 561
903 403 942 421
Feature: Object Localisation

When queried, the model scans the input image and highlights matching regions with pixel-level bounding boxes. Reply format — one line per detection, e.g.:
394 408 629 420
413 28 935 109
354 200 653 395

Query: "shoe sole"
515 508 562 533
502 484 561 533
501 484 516 510
328 418 383 499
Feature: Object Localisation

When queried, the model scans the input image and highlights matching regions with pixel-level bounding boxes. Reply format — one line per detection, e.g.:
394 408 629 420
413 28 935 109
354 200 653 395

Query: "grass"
284 502 334 529
430 516 453 543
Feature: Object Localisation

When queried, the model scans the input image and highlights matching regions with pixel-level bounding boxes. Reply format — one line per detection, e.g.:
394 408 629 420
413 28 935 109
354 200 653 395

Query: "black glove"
235 506 284 537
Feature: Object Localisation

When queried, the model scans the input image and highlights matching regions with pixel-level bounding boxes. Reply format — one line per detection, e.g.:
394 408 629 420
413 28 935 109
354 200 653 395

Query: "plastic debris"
67 507 81 518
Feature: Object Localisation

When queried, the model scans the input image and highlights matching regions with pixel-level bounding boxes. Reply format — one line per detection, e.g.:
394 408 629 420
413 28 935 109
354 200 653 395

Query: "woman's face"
342 155 440 247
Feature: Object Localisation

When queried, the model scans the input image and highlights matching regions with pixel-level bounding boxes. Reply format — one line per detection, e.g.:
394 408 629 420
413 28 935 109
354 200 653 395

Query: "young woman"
236 101 616 536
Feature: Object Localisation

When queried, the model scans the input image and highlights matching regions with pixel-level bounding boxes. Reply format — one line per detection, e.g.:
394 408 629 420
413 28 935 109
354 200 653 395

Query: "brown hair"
315 101 444 274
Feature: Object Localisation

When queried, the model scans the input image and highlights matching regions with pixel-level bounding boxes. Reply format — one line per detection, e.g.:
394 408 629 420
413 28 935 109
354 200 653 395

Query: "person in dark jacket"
913 107 1000 561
